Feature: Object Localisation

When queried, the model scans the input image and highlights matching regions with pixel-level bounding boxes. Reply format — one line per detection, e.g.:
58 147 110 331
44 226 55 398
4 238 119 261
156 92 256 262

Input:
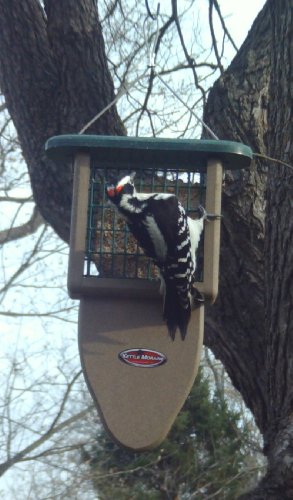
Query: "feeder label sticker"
118 348 167 368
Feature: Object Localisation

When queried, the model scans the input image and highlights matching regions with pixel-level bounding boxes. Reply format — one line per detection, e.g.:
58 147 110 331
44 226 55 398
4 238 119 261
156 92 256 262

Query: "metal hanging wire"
144 2 160 69
79 68 148 134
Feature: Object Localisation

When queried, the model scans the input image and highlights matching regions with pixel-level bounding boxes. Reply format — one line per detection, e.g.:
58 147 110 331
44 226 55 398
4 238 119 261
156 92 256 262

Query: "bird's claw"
196 205 222 221
205 213 222 221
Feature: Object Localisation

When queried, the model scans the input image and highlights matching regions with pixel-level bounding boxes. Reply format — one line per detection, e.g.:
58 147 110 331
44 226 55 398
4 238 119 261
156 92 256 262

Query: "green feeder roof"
45 135 253 171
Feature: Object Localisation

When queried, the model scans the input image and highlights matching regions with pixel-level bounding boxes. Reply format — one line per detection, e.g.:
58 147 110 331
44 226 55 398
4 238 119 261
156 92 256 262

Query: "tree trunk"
261 0 293 496
0 0 125 241
204 1 293 497
202 0 270 436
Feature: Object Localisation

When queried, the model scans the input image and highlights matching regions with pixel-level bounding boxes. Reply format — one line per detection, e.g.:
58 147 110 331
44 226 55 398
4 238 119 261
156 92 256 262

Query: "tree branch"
0 206 44 245
0 101 6 113
172 0 207 101
0 405 93 477
0 369 92 477
202 1 271 434
211 0 238 52
208 0 224 73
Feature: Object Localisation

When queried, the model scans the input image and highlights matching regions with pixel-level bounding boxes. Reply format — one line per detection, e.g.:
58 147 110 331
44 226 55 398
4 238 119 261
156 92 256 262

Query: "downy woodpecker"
105 172 206 340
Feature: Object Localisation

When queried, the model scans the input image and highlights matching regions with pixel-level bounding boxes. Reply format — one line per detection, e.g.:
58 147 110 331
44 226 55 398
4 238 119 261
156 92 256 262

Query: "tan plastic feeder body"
45 135 252 451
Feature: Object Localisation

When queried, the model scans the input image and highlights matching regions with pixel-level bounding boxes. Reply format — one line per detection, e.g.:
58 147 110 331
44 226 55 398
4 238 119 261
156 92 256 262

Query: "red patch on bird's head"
106 186 116 197
106 184 124 198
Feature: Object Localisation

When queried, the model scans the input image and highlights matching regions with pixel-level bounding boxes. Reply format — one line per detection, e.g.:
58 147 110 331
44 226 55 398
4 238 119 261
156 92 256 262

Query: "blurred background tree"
87 367 262 500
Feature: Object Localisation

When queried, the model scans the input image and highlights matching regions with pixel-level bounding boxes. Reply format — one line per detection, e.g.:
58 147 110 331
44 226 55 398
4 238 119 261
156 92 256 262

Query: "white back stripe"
143 215 168 261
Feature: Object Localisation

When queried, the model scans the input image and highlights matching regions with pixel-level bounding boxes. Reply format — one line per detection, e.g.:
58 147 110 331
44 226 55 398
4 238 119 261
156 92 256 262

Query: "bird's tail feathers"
163 280 191 341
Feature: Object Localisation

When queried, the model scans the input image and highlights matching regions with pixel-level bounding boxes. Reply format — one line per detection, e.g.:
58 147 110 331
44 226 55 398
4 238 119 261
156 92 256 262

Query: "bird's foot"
195 205 222 221
192 287 205 307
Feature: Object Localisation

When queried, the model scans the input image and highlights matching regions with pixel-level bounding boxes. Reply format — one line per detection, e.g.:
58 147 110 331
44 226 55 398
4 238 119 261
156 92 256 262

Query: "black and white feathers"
105 172 205 340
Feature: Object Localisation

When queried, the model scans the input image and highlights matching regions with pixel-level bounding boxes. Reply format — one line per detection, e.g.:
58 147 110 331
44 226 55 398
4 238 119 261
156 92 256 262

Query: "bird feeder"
45 135 252 451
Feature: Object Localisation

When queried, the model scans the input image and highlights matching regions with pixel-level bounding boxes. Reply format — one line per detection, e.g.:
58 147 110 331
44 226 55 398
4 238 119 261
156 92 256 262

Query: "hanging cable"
156 73 219 140
79 69 149 134
143 3 160 68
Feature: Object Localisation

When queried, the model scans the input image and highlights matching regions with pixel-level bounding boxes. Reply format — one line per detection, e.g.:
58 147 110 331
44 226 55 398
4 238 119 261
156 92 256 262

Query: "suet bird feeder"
45 135 252 451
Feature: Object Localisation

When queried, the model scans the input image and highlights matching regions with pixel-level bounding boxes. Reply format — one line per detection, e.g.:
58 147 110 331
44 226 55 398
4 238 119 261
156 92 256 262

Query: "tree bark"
0 0 125 241
204 1 293 497
261 0 293 496
202 1 270 435
0 207 43 244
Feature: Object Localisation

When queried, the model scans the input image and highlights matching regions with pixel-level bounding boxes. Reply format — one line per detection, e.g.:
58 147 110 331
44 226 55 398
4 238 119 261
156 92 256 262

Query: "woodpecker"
105 172 206 340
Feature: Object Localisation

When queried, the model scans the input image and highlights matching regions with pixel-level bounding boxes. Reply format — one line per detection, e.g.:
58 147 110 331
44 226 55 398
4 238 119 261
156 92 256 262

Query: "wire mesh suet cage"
86 165 206 282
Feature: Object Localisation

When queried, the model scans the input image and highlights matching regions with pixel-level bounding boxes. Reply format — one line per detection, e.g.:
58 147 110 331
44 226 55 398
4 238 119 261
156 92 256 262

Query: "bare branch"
208 0 224 73
0 306 76 319
0 223 48 296
0 196 33 203
171 0 207 101
212 0 238 52
0 101 7 113
0 404 93 477
47 371 83 433
0 206 44 245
